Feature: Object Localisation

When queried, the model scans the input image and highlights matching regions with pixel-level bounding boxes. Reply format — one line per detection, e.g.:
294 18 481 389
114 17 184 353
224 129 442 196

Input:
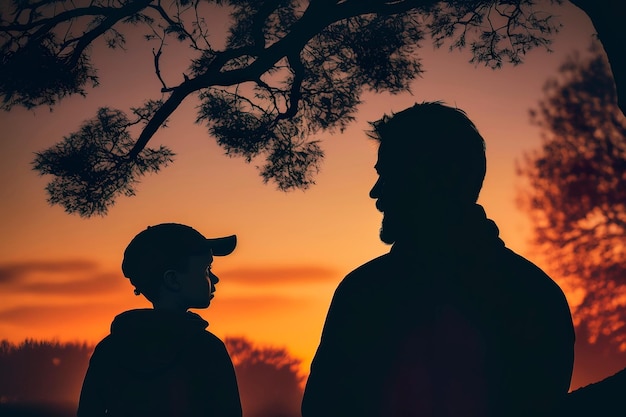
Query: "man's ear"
163 270 182 292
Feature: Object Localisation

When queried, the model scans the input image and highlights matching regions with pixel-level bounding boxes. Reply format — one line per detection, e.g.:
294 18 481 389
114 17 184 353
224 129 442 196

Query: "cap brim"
207 235 237 256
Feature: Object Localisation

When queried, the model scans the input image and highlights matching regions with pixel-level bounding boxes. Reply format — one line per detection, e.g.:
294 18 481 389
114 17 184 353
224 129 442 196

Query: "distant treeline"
0 340 92 405
0 338 303 417
5 337 626 417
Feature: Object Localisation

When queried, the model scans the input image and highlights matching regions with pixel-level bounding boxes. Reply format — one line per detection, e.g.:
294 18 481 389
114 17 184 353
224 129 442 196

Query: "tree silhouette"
516 42 626 351
0 0 567 216
0 339 93 405
225 336 304 417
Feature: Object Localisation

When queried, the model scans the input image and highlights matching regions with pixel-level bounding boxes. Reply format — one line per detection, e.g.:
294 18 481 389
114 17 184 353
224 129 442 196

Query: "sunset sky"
0 1 623 392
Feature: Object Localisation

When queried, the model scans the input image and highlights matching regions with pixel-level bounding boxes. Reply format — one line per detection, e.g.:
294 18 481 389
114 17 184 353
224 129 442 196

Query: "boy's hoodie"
77 309 242 417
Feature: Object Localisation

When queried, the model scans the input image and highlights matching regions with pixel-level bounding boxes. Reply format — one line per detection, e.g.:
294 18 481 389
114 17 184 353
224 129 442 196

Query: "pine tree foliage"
1 0 564 216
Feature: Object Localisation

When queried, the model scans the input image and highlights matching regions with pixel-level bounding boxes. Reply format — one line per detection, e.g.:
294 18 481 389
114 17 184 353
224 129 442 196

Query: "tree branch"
277 51 305 121
125 0 460 161
153 43 172 92
147 3 200 49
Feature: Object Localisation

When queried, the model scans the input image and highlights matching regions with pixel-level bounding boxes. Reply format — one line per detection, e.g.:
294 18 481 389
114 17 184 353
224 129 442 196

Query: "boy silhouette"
77 223 242 417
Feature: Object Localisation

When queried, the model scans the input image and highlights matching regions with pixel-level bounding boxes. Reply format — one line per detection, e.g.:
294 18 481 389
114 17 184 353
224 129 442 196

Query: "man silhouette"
302 102 575 417
77 223 242 417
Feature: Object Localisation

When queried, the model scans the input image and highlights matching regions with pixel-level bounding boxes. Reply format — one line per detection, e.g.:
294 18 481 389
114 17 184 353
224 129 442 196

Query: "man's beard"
379 215 397 245
379 210 423 245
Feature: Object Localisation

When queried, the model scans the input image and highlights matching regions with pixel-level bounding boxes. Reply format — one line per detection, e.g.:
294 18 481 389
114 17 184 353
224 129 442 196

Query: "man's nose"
209 272 220 285
370 177 382 199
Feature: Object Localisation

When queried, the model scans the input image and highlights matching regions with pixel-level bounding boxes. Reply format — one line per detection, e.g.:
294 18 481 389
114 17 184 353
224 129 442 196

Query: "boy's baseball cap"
121 223 237 289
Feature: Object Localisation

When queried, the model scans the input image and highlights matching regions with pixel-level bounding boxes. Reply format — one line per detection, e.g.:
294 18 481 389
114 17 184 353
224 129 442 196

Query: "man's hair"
368 101 486 203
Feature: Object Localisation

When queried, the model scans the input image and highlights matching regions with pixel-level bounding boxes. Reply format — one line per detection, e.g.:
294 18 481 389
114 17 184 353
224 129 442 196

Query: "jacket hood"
107 309 209 375
391 203 505 256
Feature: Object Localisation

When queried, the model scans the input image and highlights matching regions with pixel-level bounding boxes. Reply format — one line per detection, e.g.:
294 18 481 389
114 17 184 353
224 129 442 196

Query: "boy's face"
178 253 217 309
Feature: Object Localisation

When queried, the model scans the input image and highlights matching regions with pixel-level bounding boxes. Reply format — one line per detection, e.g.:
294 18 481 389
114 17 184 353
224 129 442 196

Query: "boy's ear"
163 270 182 292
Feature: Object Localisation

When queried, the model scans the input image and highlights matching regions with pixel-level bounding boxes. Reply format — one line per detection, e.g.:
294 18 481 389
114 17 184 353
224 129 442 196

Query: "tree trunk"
569 0 626 117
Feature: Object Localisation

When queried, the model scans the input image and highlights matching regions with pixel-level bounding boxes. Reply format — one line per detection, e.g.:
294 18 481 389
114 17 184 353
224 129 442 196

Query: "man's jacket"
302 204 575 417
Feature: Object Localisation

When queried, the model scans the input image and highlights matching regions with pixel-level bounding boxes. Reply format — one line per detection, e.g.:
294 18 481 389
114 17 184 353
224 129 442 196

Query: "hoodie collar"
111 308 209 335
390 203 505 257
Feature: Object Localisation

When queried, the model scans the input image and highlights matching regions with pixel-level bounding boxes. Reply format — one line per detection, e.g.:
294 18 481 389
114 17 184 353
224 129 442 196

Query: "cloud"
15 272 126 294
220 266 339 285
0 302 122 326
0 260 99 284
0 259 126 294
